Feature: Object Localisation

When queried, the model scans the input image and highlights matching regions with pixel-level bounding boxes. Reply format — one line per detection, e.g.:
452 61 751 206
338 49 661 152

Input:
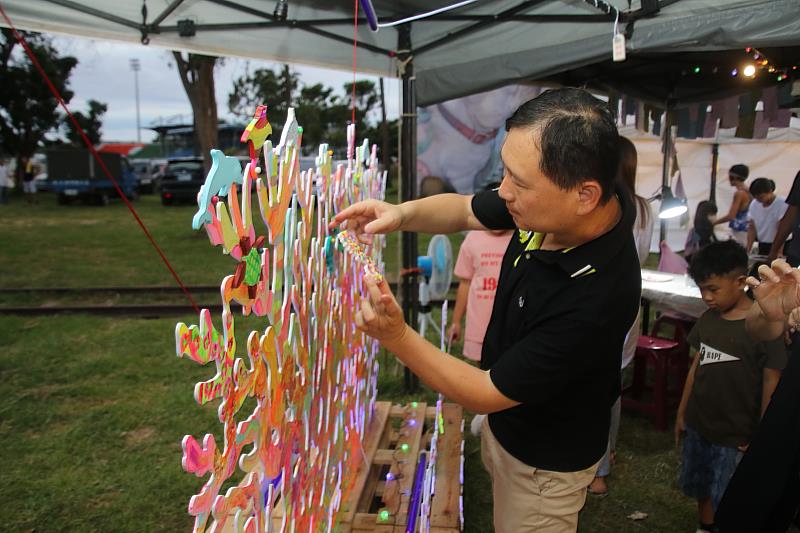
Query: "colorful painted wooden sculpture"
177 107 386 532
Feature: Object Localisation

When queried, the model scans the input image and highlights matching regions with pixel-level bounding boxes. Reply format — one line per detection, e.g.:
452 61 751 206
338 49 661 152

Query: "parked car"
130 158 158 194
160 157 204 206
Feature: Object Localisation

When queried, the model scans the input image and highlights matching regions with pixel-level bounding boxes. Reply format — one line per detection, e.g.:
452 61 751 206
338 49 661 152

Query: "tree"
295 83 338 151
63 99 108 146
173 52 218 172
228 65 299 128
0 28 77 183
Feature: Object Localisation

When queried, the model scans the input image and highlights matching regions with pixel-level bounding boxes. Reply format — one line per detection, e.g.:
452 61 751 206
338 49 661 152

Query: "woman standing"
588 136 654 496
714 164 752 248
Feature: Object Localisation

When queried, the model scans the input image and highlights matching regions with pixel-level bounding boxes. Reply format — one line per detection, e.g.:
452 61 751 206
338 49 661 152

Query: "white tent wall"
624 129 800 255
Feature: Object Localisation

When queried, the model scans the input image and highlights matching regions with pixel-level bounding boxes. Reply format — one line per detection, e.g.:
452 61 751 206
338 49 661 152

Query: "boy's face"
696 273 746 312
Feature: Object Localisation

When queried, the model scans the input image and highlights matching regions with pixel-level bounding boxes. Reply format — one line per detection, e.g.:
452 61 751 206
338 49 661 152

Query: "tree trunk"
173 52 218 173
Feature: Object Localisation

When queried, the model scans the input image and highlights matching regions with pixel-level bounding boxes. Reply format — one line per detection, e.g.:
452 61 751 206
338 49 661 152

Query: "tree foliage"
227 67 391 158
0 28 77 178
63 99 108 146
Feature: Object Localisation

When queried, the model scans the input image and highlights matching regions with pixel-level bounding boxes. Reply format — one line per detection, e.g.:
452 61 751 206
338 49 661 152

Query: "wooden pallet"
337 400 464 533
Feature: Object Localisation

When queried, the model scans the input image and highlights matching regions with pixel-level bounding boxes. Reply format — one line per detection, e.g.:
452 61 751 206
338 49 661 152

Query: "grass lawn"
1 192 699 532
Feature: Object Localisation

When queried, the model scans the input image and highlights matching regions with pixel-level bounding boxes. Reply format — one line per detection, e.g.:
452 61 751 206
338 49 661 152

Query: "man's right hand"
747 260 800 321
329 199 404 244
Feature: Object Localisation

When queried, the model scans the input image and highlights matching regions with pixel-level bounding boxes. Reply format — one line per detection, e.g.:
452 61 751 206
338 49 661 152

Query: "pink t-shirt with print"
454 230 512 361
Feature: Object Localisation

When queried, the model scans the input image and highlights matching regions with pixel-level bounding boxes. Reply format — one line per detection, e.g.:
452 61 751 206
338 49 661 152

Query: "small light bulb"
379 509 390 521
407 419 417 427
693 66 700 74
743 64 756 77
255 166 262 174
401 443 410 453
731 68 738 77
410 402 418 409
386 472 395 481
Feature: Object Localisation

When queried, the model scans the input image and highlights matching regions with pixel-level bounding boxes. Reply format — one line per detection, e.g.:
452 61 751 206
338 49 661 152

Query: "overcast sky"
52 35 402 143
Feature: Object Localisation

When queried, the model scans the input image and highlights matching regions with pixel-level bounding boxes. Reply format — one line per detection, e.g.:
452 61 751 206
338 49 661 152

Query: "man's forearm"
383 325 517 414
746 301 786 341
397 194 486 234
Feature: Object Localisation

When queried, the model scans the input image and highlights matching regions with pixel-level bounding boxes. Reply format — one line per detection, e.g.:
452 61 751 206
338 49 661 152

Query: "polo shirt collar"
527 185 635 277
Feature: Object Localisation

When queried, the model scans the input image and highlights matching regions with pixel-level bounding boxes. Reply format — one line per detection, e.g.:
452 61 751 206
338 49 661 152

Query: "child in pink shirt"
447 229 513 361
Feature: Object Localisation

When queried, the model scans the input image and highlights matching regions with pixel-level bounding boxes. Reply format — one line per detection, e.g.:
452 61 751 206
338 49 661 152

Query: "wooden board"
335 401 463 533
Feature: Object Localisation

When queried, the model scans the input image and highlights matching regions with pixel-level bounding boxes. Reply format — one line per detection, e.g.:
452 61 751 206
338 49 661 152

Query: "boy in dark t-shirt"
676 240 786 533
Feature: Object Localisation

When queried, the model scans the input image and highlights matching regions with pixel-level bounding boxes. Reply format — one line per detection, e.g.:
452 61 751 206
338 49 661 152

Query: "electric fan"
416 235 453 341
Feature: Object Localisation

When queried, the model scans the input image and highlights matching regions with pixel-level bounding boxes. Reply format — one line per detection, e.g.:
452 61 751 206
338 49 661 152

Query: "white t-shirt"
748 195 789 243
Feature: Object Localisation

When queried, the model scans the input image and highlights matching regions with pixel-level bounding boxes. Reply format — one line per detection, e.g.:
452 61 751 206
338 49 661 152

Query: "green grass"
0 191 699 532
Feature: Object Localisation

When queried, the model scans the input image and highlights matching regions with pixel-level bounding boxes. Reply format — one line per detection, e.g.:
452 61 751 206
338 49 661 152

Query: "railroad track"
0 285 454 317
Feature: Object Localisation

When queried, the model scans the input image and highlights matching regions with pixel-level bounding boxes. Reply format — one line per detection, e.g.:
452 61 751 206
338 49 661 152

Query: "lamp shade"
658 186 688 219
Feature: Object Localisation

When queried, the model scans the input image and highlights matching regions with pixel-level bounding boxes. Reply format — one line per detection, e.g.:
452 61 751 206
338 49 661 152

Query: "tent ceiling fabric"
2 0 799 105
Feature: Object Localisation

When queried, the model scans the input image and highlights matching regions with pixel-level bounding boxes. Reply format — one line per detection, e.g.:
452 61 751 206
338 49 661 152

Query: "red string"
351 0 359 125
0 5 200 314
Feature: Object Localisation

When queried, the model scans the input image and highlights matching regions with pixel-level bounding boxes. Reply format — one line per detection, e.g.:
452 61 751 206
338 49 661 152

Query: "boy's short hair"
688 240 748 283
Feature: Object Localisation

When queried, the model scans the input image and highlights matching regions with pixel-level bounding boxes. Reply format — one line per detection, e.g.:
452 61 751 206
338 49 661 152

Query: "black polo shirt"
472 186 641 472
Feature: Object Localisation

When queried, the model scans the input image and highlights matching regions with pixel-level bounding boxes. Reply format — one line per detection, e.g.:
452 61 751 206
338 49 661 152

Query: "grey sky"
53 35 401 143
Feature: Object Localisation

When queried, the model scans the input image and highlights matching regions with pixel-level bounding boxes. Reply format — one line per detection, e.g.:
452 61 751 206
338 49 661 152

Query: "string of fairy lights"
681 47 798 82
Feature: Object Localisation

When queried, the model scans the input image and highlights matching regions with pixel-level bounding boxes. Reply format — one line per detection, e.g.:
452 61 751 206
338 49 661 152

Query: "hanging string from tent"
0 4 199 314
351 0 359 124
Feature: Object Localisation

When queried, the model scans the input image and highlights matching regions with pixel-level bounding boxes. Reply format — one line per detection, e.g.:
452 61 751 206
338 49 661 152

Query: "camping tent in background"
623 123 800 253
3 0 800 325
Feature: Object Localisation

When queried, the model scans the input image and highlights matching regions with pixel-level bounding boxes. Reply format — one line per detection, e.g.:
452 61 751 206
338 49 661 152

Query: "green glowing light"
379 509 390 521
401 443 410 453
693 66 701 74
410 402 418 408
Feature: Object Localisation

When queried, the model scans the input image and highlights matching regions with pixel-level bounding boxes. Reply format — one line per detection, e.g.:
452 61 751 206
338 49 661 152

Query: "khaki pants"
480 419 599 533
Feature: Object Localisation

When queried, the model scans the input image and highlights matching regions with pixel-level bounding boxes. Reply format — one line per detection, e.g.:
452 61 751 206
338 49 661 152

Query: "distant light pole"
130 58 141 143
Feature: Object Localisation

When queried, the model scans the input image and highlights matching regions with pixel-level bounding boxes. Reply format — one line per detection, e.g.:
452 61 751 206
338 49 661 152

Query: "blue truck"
46 149 138 206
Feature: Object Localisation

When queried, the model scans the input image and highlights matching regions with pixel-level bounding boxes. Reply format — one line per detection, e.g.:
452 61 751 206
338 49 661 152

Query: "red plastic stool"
651 313 696 351
622 335 689 431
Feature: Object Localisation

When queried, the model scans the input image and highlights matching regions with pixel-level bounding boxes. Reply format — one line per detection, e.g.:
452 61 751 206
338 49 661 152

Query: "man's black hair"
749 177 776 196
505 87 620 203
688 240 748 283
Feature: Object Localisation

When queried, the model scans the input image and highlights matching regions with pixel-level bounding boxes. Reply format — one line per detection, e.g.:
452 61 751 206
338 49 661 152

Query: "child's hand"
447 322 461 343
737 443 750 453
674 415 685 448
788 307 800 333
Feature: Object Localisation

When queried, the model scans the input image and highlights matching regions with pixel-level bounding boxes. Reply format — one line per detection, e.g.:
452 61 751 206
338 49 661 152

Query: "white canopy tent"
624 125 800 253
2 0 799 105
3 0 800 356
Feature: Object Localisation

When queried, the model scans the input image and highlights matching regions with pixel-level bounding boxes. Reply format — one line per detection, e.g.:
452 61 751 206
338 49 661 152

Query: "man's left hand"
355 275 409 346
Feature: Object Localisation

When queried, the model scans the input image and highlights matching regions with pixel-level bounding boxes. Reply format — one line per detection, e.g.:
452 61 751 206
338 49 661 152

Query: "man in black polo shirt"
333 88 641 532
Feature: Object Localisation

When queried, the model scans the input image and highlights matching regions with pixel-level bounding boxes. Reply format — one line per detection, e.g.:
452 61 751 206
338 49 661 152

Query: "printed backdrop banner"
416 85 542 195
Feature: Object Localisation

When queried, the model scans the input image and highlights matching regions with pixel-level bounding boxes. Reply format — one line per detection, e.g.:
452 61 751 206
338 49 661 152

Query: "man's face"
497 127 578 232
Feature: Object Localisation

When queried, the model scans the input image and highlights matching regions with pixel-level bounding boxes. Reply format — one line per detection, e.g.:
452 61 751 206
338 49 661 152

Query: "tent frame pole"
709 142 719 204
398 25 419 392
659 107 673 244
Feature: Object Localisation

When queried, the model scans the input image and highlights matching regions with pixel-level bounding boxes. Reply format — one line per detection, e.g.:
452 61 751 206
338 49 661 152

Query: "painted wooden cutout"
177 106 387 532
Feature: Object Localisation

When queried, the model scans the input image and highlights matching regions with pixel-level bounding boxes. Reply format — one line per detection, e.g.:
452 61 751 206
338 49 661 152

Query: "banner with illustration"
417 85 543 195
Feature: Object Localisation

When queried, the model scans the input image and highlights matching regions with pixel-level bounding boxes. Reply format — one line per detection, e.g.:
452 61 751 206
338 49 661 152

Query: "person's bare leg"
588 476 607 494
698 497 714 530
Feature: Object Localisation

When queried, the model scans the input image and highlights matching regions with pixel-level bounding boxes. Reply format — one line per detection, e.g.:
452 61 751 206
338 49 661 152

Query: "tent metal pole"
398 25 419 392
710 143 719 204
659 109 672 244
